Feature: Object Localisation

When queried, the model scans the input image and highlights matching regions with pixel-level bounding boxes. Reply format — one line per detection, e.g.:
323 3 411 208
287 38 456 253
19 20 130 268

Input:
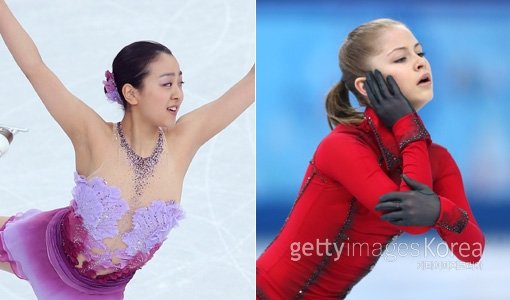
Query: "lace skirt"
0 207 134 300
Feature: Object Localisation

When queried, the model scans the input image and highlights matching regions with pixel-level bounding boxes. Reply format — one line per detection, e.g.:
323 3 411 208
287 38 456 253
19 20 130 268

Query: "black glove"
364 69 414 128
375 174 440 226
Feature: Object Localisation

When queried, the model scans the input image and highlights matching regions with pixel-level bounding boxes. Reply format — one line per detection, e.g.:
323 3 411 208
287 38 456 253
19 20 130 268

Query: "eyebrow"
387 43 421 56
159 70 183 77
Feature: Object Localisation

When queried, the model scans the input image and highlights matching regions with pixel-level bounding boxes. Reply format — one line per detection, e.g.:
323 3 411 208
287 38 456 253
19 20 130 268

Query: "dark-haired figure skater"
257 18 484 299
0 1 254 299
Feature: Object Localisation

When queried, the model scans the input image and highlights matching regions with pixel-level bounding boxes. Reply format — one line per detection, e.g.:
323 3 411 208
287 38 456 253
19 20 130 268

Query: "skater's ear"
122 83 139 106
354 76 368 97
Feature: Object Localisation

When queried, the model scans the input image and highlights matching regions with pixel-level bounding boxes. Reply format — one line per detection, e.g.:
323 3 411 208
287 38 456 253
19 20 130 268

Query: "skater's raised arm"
0 1 105 140
175 65 254 151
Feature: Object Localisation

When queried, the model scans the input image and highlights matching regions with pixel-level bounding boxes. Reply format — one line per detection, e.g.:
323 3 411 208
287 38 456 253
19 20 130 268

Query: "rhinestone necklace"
116 122 164 204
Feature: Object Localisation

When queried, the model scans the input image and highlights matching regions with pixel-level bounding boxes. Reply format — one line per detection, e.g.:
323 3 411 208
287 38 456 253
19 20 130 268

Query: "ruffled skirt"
0 207 133 300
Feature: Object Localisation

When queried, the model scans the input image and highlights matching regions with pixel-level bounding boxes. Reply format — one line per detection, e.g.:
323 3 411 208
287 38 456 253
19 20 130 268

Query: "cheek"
378 68 411 94
139 83 157 99
391 74 413 95
147 87 167 101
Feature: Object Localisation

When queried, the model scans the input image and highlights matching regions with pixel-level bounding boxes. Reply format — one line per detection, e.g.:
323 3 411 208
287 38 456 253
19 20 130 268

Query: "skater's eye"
394 56 406 63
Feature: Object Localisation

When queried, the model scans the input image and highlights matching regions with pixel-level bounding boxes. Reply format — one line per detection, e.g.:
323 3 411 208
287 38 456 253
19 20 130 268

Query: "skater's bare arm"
0 1 105 141
175 65 254 151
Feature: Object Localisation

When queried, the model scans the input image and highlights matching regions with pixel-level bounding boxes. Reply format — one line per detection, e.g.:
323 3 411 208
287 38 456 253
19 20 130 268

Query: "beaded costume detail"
397 113 431 151
437 206 469 234
116 122 164 204
65 173 184 279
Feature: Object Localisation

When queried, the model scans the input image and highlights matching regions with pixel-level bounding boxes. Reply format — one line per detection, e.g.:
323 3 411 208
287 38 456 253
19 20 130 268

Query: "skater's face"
136 53 184 128
358 25 433 111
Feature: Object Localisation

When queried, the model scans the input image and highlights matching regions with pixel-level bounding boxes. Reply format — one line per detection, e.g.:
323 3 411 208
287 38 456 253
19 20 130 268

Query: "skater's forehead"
147 54 182 79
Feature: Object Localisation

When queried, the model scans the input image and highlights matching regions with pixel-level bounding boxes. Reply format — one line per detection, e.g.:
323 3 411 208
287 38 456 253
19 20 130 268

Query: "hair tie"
103 70 123 105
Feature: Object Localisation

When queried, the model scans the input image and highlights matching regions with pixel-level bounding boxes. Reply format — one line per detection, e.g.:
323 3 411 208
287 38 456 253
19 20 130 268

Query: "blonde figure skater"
256 18 483 299
0 1 254 299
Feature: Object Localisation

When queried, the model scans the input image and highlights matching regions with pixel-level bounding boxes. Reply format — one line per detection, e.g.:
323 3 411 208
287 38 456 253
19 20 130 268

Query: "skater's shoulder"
320 122 369 147
430 142 451 155
316 126 370 160
429 142 458 165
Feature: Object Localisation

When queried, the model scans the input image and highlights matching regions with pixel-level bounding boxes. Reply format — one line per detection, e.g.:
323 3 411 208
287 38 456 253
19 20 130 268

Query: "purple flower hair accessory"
103 70 123 105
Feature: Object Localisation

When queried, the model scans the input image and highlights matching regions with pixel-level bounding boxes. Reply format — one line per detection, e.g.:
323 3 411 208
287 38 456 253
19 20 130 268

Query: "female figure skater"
256 18 484 299
0 1 254 299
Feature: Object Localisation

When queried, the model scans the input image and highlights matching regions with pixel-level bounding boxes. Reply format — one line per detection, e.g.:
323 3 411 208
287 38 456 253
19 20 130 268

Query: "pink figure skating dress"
0 123 184 299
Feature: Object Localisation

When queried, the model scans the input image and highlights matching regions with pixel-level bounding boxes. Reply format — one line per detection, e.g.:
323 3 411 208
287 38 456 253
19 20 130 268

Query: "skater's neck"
119 113 162 157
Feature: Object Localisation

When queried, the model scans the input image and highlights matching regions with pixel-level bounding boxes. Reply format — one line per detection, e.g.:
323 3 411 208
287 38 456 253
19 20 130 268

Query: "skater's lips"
417 73 431 85
167 105 179 113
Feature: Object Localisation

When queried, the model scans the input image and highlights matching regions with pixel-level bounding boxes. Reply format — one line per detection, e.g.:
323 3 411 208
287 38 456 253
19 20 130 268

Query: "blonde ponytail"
325 79 363 129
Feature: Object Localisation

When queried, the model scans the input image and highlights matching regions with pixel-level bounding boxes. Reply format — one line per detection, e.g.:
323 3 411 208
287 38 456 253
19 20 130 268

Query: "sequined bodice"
64 173 184 279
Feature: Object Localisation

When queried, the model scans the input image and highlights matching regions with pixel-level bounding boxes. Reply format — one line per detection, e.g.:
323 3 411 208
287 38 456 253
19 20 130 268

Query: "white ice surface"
0 0 255 299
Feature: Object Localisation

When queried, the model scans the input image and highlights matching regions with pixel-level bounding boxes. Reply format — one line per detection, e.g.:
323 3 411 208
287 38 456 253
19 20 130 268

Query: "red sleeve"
431 146 485 263
315 113 432 234
392 113 433 190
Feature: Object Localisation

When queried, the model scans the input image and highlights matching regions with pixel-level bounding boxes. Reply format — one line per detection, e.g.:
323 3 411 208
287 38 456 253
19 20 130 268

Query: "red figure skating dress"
256 108 484 299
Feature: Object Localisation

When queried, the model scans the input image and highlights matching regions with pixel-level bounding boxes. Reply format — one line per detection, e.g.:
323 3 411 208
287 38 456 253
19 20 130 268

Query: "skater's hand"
375 174 440 227
364 69 414 128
